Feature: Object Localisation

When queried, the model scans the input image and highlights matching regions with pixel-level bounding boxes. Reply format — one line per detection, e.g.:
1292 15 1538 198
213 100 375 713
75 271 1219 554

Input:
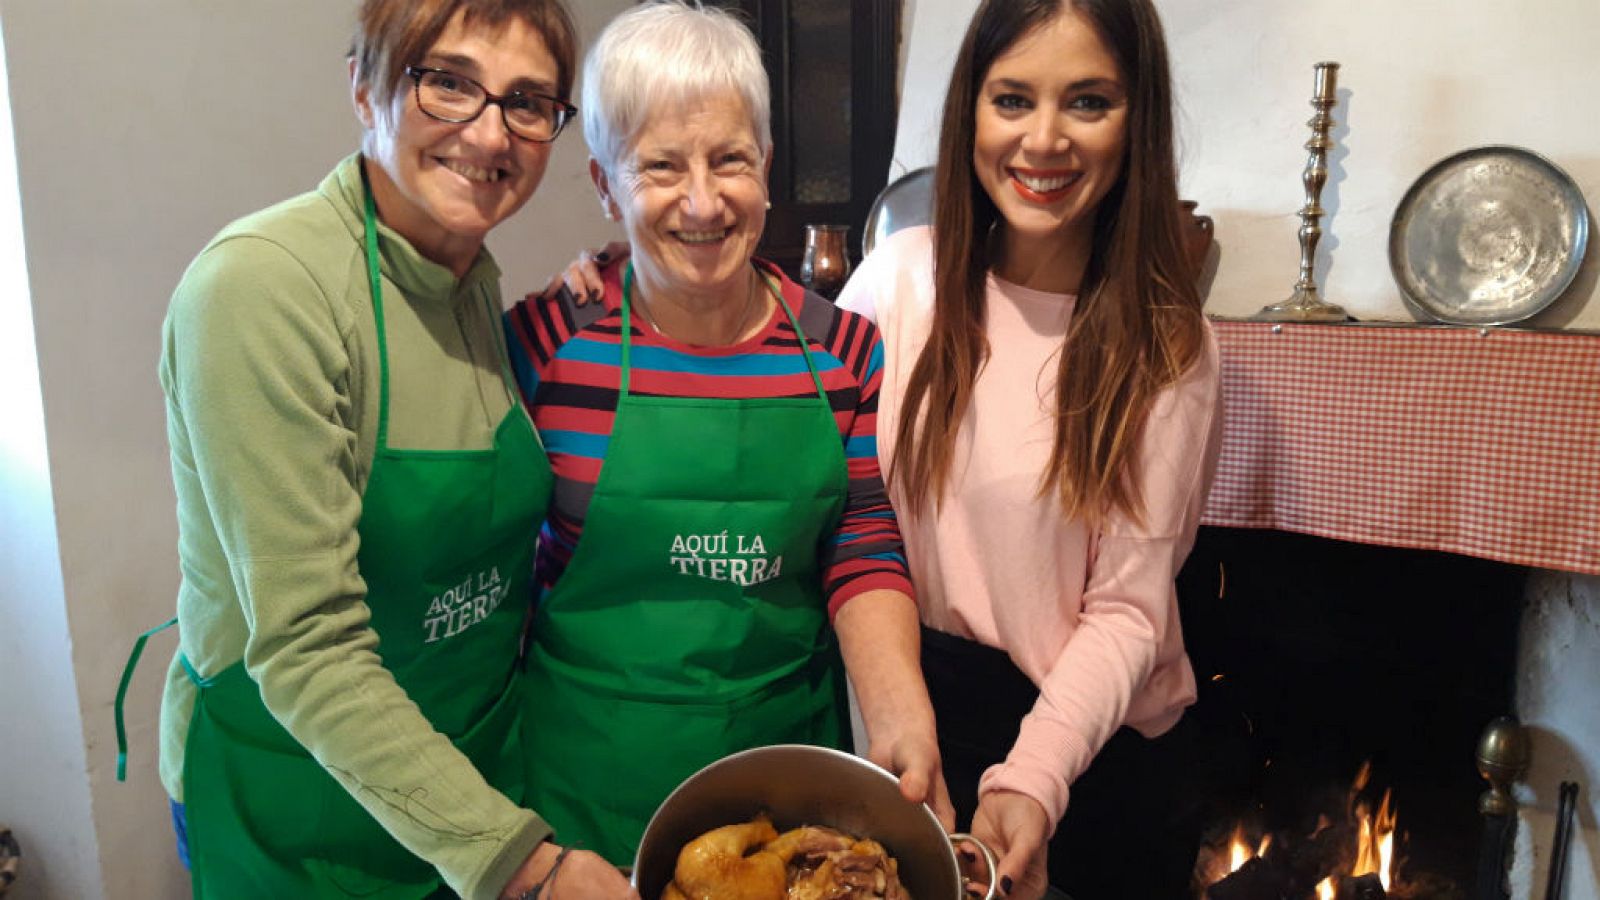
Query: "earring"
764 201 772 210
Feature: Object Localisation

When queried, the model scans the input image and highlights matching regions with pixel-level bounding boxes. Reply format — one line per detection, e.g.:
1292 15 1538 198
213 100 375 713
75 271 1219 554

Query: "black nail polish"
596 252 611 263
959 849 976 863
1000 876 1013 896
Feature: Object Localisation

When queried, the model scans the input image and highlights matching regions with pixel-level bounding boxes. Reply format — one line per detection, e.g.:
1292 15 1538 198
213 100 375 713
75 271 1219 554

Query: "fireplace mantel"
1199 318 1600 574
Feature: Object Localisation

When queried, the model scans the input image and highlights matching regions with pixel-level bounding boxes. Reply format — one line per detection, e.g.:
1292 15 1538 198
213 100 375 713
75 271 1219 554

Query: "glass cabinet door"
709 0 900 276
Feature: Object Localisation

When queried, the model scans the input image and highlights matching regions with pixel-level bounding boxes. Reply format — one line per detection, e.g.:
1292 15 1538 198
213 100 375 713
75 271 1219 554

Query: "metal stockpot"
631 744 997 900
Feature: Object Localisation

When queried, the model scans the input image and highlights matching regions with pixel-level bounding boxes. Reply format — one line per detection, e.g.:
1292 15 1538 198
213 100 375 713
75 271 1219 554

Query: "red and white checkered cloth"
1202 319 1600 574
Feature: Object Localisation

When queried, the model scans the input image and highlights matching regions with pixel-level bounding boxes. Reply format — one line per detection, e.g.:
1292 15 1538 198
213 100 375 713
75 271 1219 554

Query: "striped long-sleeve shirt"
504 259 912 616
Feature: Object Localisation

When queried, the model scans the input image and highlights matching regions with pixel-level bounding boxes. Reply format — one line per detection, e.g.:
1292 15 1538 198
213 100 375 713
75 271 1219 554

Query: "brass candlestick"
1258 61 1350 322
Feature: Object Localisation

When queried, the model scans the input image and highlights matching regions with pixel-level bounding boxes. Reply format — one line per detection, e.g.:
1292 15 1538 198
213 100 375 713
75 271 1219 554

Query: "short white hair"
581 1 772 176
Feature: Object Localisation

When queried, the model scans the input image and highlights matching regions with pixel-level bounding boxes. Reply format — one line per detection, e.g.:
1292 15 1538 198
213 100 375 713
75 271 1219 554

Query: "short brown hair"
351 0 578 109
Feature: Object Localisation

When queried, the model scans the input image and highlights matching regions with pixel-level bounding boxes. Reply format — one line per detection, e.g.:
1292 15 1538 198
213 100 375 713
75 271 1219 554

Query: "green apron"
121 172 552 898
520 265 852 866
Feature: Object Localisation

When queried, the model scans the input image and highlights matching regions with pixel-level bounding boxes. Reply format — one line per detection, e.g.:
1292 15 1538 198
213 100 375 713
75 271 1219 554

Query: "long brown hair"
892 0 1204 529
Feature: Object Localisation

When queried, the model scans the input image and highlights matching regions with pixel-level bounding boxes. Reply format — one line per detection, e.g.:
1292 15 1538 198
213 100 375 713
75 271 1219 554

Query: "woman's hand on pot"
969 791 1048 900
832 589 956 828
866 723 956 830
499 840 639 900
538 242 631 304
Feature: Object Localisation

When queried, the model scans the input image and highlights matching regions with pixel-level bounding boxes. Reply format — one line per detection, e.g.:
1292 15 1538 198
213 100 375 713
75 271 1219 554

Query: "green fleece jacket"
157 153 550 900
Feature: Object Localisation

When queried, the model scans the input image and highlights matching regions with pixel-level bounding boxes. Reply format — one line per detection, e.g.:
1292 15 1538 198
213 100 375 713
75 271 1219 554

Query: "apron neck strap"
361 163 524 436
619 263 636 396
476 282 527 413
619 262 828 400
360 162 393 451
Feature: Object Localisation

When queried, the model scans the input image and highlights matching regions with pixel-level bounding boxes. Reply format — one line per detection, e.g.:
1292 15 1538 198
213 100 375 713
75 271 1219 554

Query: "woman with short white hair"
504 0 950 865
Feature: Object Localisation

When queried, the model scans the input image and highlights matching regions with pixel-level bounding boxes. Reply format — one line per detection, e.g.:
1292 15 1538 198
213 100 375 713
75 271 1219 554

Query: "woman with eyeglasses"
122 1 637 897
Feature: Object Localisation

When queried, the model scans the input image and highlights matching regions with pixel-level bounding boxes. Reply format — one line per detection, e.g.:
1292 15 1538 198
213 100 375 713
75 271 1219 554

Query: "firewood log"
1205 857 1294 900
1336 873 1386 900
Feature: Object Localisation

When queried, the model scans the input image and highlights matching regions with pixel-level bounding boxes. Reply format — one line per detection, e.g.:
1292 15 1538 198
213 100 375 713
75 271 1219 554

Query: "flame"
1351 789 1399 890
1204 765 1402 894
1352 760 1372 792
1226 832 1273 869
1227 825 1251 873
1202 824 1264 888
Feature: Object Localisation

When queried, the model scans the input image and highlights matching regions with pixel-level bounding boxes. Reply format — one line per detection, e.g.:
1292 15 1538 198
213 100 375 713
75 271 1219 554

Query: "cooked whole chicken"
665 816 911 900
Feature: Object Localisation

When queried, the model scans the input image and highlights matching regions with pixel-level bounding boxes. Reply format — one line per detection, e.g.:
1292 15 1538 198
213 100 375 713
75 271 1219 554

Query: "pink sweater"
837 227 1222 828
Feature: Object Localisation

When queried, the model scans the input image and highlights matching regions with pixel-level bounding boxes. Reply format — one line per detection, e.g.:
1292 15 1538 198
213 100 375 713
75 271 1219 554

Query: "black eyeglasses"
404 65 577 143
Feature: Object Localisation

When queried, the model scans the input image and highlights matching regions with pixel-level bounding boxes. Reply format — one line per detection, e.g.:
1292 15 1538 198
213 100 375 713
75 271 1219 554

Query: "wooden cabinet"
709 0 901 275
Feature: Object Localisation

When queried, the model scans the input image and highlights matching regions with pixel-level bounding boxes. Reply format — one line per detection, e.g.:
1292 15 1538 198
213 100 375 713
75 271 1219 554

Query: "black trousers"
922 627 1202 900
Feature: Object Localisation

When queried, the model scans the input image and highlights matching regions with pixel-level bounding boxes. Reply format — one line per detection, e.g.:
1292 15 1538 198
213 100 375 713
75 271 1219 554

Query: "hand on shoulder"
538 242 631 305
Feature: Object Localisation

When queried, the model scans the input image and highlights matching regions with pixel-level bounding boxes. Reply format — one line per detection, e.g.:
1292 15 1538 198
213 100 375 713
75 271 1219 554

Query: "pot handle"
948 832 999 900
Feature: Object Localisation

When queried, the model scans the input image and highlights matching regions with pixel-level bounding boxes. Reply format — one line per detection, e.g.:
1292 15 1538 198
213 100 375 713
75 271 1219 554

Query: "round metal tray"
1388 145 1588 326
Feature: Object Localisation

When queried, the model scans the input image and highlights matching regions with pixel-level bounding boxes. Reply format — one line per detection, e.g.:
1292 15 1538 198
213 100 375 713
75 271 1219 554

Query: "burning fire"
1349 763 1398 891
1224 825 1272 873
1205 763 1400 895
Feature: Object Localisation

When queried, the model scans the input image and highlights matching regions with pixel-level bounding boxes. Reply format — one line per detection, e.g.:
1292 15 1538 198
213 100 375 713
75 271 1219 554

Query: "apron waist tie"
114 616 178 782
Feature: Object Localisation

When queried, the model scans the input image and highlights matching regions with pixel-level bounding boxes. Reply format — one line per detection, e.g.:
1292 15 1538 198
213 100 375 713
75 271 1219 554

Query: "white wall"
0 15 100 900
893 0 1600 328
0 0 624 896
1515 572 1600 900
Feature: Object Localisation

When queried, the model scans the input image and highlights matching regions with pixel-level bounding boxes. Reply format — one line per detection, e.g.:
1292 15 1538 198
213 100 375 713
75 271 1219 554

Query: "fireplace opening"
1171 527 1528 898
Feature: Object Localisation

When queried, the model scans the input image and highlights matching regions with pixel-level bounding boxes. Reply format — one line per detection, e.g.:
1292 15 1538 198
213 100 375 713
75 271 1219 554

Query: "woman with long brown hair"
837 0 1221 896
